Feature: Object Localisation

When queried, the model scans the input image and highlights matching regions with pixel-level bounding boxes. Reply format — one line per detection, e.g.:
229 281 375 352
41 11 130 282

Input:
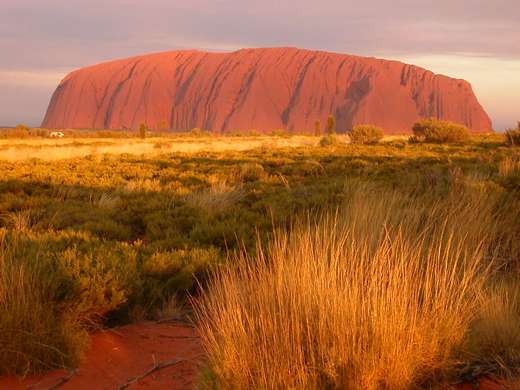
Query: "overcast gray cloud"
1 0 519 128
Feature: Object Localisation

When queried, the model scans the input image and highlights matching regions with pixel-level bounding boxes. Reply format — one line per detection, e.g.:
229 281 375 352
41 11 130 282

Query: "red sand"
0 322 202 390
42 48 491 134
0 322 513 389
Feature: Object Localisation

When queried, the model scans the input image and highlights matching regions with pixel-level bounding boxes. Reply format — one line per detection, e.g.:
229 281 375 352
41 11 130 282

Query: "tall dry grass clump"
498 156 520 178
505 122 520 146
465 279 520 379
185 180 245 216
195 185 500 389
0 231 85 375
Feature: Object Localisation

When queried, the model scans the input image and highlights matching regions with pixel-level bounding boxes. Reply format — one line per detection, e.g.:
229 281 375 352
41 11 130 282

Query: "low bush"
0 226 222 375
319 134 339 146
412 118 470 143
349 124 384 144
234 162 266 182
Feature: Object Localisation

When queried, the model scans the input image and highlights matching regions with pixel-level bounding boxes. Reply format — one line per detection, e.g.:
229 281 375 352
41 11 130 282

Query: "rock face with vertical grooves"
42 47 492 133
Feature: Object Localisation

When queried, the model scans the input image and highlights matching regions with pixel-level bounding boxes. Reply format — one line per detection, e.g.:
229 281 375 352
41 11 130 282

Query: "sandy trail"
0 322 202 390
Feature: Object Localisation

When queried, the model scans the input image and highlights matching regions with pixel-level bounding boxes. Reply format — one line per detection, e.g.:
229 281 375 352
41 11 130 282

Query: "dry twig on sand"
28 369 77 390
116 357 187 390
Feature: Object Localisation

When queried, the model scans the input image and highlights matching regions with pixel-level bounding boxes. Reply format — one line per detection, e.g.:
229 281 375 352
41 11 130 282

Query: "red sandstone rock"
42 48 492 134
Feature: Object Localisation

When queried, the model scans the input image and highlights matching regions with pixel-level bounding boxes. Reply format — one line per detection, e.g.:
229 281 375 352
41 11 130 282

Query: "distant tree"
326 115 336 135
11 124 30 138
314 120 321 136
15 124 30 132
139 123 148 139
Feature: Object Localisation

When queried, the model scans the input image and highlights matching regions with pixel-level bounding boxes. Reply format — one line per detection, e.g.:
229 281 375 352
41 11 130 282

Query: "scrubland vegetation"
0 128 519 388
349 124 384 144
411 118 470 144
196 184 519 388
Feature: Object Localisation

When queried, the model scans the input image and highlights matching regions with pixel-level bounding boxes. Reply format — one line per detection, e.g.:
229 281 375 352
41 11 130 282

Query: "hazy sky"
1 0 518 130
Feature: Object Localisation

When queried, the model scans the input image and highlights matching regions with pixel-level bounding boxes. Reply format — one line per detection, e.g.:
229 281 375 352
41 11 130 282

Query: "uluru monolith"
42 48 492 134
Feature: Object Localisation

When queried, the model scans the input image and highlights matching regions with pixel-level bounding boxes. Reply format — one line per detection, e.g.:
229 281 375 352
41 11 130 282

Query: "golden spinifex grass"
0 231 85 375
195 185 510 389
466 279 520 379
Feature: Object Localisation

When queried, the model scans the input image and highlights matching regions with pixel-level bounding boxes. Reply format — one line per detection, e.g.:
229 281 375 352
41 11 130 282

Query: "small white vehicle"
49 131 65 138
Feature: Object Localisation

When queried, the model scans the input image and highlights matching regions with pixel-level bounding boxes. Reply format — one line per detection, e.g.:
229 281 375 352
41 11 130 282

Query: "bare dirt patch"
0 322 202 390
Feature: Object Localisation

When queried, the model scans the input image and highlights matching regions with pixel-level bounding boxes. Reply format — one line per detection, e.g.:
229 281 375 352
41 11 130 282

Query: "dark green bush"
349 125 384 144
235 162 266 182
412 118 470 143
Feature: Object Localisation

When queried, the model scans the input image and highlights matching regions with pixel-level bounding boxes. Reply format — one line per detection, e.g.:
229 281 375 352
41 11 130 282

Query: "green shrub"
349 124 384 144
505 122 520 146
295 160 324 177
55 244 140 326
141 247 219 295
235 162 266 182
412 118 470 143
319 134 339 147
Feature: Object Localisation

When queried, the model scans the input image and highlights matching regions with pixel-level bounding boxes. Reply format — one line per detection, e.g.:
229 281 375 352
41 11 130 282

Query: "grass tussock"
185 180 245 216
0 232 86 375
196 184 517 389
465 280 520 380
498 156 520 178
505 122 520 146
